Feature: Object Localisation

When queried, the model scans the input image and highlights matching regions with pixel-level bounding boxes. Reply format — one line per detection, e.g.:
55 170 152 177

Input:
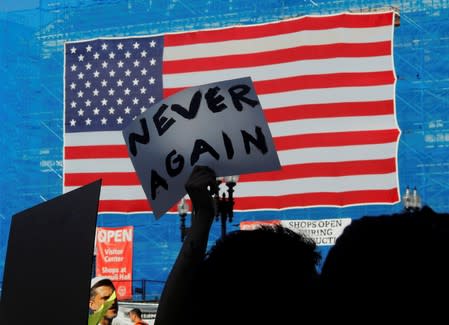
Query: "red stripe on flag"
164 12 393 46
274 129 400 151
239 158 397 182
255 71 395 95
65 145 129 159
98 200 180 213
163 41 391 74
163 88 183 98
233 188 399 210
263 100 394 122
64 172 140 186
99 199 151 213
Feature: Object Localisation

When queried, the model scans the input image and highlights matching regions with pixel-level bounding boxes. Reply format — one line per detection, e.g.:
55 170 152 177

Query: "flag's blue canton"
65 36 164 133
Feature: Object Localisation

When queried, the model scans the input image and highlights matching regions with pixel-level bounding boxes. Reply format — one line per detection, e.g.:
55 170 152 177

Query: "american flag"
64 11 400 214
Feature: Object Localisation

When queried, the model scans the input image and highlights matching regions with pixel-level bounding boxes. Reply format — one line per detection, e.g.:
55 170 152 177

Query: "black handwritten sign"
122 77 281 218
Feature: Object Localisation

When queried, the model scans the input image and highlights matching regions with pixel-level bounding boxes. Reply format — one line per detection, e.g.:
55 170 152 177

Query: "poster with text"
240 218 352 246
95 226 134 300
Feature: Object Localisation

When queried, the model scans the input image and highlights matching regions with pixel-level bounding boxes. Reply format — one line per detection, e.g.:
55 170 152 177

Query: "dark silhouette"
155 166 321 325
192 225 320 325
155 166 217 325
321 206 449 320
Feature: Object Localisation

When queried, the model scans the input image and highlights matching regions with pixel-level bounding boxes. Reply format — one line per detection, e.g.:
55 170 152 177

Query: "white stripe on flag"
65 131 125 146
279 143 397 166
269 115 397 138
64 172 398 200
164 26 392 60
64 158 134 173
259 85 394 109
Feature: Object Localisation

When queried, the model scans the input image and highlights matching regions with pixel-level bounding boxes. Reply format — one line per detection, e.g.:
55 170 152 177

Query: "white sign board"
123 77 281 217
280 218 352 246
240 218 352 246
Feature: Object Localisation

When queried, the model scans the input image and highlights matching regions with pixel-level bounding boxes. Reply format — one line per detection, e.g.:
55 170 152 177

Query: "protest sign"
123 77 280 217
0 180 101 324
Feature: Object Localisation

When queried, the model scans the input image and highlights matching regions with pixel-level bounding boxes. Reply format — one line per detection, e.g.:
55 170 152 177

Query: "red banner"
240 220 281 230
95 226 133 300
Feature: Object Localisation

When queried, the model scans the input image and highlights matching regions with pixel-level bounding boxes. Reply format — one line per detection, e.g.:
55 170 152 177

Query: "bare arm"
155 166 217 325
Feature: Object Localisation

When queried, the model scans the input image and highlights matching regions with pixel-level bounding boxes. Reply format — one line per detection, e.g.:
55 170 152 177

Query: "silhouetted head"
321 206 449 319
191 225 321 325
